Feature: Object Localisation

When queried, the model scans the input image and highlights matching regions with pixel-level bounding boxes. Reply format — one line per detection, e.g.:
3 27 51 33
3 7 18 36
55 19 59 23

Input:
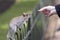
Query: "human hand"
38 6 57 16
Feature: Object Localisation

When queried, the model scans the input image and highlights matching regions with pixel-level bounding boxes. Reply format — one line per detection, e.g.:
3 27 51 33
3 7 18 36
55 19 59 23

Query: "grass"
0 0 39 40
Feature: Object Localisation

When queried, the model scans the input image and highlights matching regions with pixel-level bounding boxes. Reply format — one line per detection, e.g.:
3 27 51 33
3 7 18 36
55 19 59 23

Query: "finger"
38 9 51 16
38 9 50 14
38 6 50 11
43 9 50 13
38 8 45 12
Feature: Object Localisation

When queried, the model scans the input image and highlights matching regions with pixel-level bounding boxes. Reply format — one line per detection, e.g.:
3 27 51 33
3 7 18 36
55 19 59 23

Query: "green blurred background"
0 0 39 40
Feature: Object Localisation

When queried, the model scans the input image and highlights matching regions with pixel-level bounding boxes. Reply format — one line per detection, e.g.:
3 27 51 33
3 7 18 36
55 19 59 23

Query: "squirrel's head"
23 13 31 17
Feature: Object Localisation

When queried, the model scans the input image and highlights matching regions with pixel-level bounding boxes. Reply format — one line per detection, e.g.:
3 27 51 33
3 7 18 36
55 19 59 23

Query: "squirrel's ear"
23 14 25 17
23 13 25 17
23 12 25 15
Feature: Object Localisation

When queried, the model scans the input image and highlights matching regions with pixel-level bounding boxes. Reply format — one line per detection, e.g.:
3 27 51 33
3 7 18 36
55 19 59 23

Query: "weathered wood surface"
45 14 59 40
45 0 60 40
46 16 60 40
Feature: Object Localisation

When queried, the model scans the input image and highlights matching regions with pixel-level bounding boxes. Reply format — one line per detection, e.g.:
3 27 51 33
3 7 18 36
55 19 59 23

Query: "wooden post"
44 0 60 40
32 0 60 40
45 14 58 40
39 0 60 40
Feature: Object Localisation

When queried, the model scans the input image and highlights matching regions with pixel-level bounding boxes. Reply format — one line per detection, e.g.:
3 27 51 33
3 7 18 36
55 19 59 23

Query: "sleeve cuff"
55 4 60 17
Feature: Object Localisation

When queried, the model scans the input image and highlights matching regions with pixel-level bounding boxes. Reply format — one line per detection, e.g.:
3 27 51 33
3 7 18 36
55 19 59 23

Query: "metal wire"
22 13 41 40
